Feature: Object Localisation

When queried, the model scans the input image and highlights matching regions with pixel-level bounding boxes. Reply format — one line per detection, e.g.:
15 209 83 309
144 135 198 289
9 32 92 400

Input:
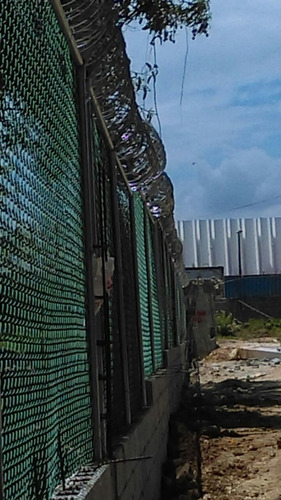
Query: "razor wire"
60 0 188 285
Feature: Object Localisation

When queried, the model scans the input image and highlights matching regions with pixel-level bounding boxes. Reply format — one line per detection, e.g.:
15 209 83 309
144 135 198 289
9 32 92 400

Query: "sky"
123 0 281 222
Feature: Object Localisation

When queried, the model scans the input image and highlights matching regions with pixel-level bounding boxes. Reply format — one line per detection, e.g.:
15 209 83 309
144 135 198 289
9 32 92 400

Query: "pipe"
0 388 4 500
49 0 84 66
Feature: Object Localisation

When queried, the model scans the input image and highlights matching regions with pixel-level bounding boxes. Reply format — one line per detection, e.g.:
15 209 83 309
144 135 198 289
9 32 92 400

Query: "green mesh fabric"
133 194 153 377
146 217 163 369
116 172 143 419
0 2 92 499
162 248 174 348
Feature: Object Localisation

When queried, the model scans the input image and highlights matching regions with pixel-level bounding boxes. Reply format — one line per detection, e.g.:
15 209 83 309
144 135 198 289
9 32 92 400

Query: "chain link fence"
0 2 189 498
0 2 93 499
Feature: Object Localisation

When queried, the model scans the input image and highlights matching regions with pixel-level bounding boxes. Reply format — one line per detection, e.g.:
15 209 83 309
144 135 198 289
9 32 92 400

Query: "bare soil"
199 341 281 500
161 340 281 500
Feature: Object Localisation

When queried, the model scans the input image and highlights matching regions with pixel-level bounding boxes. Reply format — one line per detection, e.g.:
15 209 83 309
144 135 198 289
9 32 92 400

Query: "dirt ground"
161 339 281 500
199 340 281 500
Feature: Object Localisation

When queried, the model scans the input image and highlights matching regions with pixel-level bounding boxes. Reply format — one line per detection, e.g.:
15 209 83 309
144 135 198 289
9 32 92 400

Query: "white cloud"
175 148 281 220
124 0 281 221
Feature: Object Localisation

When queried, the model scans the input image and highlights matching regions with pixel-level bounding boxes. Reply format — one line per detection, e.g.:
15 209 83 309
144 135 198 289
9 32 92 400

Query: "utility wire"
195 194 281 219
227 194 281 212
180 28 189 107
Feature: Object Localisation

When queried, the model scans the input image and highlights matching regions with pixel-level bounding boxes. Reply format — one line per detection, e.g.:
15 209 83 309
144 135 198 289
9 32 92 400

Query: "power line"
180 28 189 107
227 194 281 212
192 194 281 219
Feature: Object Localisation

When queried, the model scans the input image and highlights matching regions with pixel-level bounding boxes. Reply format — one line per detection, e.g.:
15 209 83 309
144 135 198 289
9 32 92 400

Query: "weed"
216 312 281 340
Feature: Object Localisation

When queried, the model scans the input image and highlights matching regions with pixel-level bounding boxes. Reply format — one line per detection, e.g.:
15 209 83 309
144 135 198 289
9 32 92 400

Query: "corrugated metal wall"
178 217 281 276
225 275 281 298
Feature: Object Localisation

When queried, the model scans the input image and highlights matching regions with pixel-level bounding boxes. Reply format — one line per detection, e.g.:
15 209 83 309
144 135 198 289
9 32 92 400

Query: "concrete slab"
239 346 281 361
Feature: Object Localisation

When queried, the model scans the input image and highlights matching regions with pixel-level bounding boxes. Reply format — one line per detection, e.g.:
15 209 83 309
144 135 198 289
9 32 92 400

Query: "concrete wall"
178 217 281 276
192 283 217 359
81 344 187 500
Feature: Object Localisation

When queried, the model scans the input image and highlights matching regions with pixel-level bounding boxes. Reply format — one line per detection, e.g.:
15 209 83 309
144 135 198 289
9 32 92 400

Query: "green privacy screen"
133 194 153 376
146 218 163 370
0 2 92 499
133 193 165 376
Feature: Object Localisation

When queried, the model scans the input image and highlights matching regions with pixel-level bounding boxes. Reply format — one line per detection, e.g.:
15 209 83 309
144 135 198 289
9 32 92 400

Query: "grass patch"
216 311 281 340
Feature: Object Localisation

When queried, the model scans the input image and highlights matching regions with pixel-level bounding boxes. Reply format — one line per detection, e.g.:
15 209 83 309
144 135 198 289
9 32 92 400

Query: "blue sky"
123 0 281 221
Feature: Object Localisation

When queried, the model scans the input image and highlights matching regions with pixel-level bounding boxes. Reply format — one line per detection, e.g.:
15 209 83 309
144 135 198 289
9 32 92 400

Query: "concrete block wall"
83 344 187 500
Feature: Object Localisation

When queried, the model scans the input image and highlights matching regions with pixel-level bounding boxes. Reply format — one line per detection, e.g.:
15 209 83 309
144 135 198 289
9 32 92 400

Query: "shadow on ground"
160 372 281 500
197 378 281 433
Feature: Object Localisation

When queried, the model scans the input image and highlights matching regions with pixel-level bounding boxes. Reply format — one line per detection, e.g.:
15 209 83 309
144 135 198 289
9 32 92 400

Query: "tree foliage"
116 0 211 42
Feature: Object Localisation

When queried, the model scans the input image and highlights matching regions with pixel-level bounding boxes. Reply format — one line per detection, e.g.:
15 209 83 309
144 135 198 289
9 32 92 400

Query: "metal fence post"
171 268 179 346
0 384 4 500
109 151 131 426
152 223 166 357
77 66 102 461
98 146 113 456
160 231 170 350
167 251 177 347
143 209 156 372
129 194 147 406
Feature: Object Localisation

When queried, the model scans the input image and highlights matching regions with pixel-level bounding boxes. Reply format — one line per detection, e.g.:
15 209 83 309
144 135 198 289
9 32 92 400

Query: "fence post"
160 233 170 349
143 210 156 372
167 252 177 347
77 66 102 461
109 152 131 426
0 386 4 500
129 194 147 406
171 269 179 346
151 223 166 358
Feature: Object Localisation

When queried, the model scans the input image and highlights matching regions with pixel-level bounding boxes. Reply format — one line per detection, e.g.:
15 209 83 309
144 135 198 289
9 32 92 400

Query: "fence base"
52 343 187 500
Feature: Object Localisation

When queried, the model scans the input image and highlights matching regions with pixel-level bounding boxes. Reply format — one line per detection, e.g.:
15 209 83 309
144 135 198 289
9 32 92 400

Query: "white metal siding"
177 217 281 276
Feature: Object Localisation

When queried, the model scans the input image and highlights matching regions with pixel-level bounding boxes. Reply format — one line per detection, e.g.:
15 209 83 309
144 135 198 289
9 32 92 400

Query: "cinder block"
82 349 186 500
84 465 115 500
146 372 167 406
163 344 185 369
